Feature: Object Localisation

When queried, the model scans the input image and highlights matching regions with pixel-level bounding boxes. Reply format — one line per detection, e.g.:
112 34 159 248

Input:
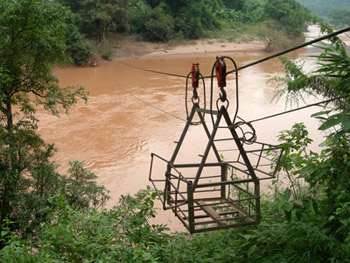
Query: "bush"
66 22 94 66
0 189 170 262
143 7 175 42
258 20 292 52
174 15 203 39
97 42 114 61
69 37 95 66
131 0 153 33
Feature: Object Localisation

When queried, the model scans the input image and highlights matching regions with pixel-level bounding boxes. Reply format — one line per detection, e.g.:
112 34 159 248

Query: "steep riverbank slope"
109 34 266 61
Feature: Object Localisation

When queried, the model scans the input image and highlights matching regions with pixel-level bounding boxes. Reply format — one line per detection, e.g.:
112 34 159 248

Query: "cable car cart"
149 56 283 233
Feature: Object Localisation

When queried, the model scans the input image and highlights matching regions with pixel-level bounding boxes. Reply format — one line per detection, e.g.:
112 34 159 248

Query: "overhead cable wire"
228 25 350 75
130 93 349 127
128 93 187 122
118 60 187 78
238 95 350 126
121 26 350 125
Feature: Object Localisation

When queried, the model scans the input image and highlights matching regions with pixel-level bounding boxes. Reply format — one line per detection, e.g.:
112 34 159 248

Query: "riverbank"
110 34 266 61
140 39 266 59
109 27 350 62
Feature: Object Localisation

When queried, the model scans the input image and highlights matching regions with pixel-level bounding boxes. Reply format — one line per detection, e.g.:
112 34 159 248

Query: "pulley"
191 63 200 100
215 56 227 102
215 56 226 89
192 63 200 89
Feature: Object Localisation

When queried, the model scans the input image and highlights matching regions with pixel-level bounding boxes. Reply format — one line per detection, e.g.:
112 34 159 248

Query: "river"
37 26 348 231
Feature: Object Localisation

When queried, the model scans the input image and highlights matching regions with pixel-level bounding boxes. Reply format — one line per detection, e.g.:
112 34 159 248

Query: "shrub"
66 22 94 65
143 7 175 42
69 37 95 65
258 20 292 52
97 42 115 60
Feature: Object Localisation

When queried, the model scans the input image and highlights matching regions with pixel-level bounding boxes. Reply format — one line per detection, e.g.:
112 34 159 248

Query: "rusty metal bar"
196 107 222 163
169 103 197 164
197 108 219 115
173 162 226 168
187 182 195 234
192 109 223 189
221 163 227 198
196 178 254 188
221 106 259 184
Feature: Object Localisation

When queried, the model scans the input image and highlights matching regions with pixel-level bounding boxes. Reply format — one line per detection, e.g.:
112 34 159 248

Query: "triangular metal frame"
168 103 259 189
150 102 269 233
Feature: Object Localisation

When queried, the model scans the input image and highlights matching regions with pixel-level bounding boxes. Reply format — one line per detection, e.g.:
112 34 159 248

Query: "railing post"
187 181 195 234
221 163 227 199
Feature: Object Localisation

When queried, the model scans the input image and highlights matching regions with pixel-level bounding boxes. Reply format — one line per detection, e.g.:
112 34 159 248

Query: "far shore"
88 26 350 65
110 36 267 62
140 39 266 59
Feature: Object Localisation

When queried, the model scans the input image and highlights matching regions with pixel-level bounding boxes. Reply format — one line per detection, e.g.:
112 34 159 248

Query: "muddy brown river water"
37 27 344 231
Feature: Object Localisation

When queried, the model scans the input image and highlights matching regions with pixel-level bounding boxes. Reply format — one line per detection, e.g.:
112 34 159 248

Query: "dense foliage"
273 23 350 244
264 0 309 37
54 0 310 64
0 0 108 241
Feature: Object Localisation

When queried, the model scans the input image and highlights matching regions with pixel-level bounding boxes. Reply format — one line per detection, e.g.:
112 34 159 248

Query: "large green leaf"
318 117 343 130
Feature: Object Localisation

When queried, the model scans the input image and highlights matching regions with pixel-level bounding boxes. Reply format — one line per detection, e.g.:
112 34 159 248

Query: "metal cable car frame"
149 56 284 234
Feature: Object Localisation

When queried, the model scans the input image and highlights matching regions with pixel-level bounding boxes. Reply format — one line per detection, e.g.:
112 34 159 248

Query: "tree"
169 0 222 39
264 0 309 37
329 9 350 26
274 23 350 241
65 13 95 66
143 7 175 42
58 0 132 41
222 0 244 10
297 0 350 18
0 0 108 238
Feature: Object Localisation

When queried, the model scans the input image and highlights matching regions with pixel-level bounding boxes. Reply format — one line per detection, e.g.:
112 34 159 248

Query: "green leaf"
342 116 350 131
294 200 304 208
283 188 292 201
333 130 346 142
318 117 343 130
285 210 292 222
241 234 252 240
311 110 331 117
247 244 257 258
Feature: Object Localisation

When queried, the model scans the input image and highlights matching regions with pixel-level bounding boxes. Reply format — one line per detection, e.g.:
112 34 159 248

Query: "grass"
204 22 263 43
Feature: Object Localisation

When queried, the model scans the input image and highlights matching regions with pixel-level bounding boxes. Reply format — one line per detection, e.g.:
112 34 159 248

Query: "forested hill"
297 0 350 26
54 0 310 65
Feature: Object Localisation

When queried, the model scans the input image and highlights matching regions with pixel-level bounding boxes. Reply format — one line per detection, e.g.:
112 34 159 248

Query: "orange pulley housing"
215 56 226 88
192 63 200 89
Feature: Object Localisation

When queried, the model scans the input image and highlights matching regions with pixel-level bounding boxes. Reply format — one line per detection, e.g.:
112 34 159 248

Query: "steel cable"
119 26 350 125
128 93 187 122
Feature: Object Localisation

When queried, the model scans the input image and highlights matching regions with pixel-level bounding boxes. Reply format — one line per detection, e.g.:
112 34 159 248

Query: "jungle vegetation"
54 0 310 65
1 0 349 262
